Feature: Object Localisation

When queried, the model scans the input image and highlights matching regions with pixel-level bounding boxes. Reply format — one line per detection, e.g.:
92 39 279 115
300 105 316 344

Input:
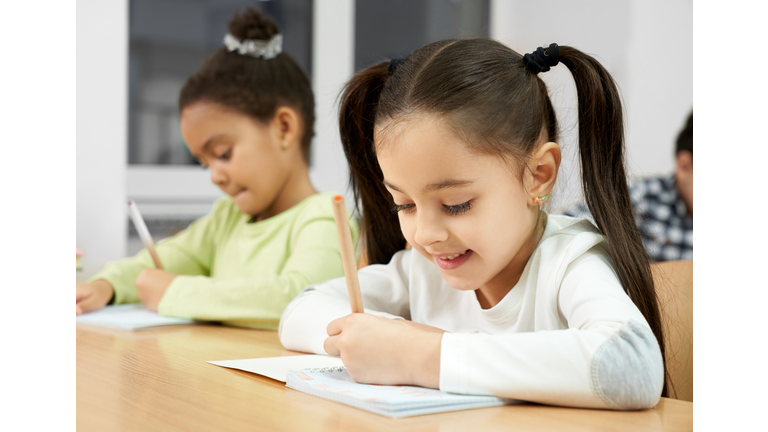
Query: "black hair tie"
388 57 405 76
523 43 559 74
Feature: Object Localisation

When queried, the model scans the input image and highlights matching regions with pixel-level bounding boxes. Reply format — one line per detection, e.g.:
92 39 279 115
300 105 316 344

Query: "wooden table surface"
77 323 693 432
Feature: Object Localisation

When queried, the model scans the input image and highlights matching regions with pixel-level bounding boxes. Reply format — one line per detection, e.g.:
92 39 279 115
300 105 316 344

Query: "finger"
323 335 340 356
76 304 83 315
326 315 349 337
76 290 92 303
77 294 105 315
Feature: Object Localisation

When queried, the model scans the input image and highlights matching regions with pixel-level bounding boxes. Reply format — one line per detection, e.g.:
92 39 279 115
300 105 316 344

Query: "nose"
412 207 449 248
209 163 228 187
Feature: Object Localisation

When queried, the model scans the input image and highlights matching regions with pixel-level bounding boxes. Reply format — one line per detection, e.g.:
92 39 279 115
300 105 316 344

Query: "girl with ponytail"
279 39 666 410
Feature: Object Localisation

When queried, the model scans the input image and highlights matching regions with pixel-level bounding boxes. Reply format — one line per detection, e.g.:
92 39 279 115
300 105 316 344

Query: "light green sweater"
90 192 358 330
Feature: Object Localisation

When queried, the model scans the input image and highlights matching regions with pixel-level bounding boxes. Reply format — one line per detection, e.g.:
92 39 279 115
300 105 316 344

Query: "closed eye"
443 200 472 216
391 203 415 214
217 149 231 161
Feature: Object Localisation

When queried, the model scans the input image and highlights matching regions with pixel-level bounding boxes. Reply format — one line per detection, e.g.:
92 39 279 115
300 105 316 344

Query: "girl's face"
376 115 541 304
180 102 292 217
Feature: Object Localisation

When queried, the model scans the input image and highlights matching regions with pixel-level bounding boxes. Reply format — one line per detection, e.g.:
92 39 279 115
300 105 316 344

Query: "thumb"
76 290 92 304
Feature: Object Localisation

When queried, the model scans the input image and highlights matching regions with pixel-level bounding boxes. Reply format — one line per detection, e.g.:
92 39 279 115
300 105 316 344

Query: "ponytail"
557 46 668 396
338 61 407 265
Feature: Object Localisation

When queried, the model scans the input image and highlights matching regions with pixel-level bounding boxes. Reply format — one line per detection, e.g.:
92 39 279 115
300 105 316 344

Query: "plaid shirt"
564 174 693 262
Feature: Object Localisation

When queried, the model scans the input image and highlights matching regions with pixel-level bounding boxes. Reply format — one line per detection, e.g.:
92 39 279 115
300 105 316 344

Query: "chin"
440 272 482 292
234 202 261 217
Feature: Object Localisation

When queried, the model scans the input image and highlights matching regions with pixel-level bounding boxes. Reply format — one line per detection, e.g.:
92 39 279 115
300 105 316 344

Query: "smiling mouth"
439 250 469 260
433 249 473 270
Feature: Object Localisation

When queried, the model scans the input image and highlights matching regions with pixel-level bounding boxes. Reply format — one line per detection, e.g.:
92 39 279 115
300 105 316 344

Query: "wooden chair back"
651 260 693 402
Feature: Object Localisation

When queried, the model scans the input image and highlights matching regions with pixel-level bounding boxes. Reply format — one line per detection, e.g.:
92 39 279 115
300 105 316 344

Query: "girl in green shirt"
75 9 358 330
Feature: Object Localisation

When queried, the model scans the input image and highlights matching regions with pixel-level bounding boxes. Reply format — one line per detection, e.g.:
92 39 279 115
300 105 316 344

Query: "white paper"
285 369 513 418
76 304 194 331
209 355 345 382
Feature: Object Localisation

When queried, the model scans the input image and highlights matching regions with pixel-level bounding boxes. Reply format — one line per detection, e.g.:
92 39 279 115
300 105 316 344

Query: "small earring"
535 196 548 207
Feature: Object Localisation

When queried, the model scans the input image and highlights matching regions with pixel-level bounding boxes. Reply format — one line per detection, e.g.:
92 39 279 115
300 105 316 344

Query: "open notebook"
285 367 513 418
76 304 194 331
210 355 513 418
209 355 345 382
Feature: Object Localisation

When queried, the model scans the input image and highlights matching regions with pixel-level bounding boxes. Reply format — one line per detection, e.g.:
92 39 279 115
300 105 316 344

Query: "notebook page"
76 304 194 331
209 355 345 382
286 368 511 418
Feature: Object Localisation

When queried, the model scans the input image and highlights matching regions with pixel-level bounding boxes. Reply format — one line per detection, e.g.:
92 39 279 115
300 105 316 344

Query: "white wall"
76 0 128 280
309 0 357 212
491 0 692 211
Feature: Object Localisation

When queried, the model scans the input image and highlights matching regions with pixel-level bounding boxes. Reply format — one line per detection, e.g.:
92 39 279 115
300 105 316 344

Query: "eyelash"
198 149 231 168
391 201 473 216
444 201 472 215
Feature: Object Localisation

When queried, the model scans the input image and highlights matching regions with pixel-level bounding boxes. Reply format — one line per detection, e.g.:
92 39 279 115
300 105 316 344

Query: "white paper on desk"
209 355 345 382
76 304 194 331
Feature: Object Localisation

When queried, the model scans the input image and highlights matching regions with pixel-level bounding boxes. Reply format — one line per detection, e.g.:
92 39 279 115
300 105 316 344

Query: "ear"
676 150 692 175
526 142 561 206
271 106 301 150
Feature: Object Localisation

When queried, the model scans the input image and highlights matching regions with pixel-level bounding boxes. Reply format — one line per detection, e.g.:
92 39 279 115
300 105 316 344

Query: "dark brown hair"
675 111 693 156
179 8 315 162
339 38 667 396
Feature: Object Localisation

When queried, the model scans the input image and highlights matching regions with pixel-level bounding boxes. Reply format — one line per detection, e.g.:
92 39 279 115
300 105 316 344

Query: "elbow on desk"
277 287 314 352
590 320 664 410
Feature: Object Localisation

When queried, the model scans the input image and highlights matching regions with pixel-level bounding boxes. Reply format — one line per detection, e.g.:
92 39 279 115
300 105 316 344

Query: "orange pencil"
331 195 364 313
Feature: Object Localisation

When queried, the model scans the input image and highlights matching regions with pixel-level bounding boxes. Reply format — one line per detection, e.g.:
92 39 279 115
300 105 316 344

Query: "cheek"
234 148 274 183
470 199 530 251
398 214 416 244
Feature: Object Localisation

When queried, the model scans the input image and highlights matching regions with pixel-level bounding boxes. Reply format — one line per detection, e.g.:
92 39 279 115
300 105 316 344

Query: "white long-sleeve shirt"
279 215 664 410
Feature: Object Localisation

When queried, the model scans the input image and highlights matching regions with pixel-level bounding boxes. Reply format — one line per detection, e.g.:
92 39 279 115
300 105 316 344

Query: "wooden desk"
77 324 693 432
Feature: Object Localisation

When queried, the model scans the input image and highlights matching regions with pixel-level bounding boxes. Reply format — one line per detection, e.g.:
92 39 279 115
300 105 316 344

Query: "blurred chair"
652 260 693 402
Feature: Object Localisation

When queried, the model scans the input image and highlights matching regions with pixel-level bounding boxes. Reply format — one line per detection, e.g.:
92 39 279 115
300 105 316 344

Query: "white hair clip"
223 33 283 59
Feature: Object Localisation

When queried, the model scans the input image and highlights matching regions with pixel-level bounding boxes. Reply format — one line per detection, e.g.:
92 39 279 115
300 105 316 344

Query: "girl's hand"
399 319 449 334
324 314 444 389
135 268 177 311
76 280 114 315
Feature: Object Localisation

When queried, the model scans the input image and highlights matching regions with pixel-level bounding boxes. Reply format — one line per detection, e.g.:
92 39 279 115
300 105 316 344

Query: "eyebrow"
384 179 477 194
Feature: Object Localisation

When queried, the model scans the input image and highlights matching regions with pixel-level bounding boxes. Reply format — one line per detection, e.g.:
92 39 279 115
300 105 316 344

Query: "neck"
475 211 546 309
260 161 317 220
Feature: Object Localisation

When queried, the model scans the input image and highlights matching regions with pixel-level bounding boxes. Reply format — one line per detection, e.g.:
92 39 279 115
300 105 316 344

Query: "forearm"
278 251 415 353
157 271 317 324
90 243 210 304
278 279 407 354
440 321 663 409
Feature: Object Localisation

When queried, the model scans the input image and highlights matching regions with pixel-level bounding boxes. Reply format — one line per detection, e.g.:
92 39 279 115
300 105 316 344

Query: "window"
354 0 489 72
128 0 312 165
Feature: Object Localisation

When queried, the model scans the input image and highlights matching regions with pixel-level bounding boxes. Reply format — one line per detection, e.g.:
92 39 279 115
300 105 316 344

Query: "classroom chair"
651 260 693 402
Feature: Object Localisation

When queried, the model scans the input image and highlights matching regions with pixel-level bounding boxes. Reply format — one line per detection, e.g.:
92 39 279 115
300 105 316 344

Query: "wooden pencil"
331 195 364 313
128 200 164 270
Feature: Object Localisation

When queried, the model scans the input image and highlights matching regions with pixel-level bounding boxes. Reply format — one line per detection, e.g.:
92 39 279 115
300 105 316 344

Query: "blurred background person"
566 112 693 262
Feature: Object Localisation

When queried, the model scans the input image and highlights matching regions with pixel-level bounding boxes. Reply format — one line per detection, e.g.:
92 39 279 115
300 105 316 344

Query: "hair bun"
228 8 280 41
